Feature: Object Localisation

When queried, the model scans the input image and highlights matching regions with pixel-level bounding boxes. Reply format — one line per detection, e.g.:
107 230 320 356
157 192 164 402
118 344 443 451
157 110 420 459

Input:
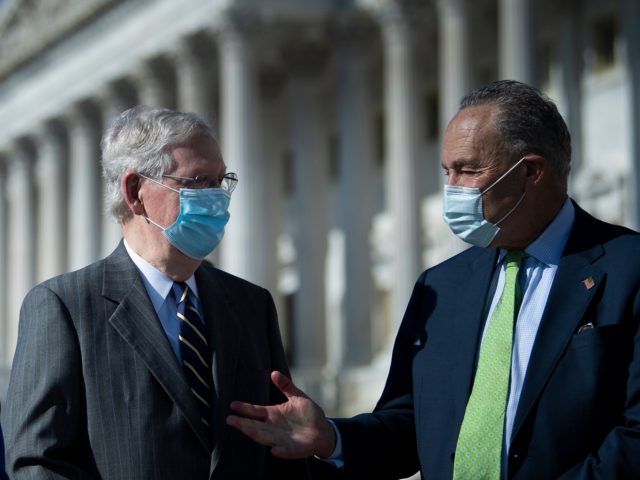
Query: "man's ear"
524 155 545 187
122 172 145 216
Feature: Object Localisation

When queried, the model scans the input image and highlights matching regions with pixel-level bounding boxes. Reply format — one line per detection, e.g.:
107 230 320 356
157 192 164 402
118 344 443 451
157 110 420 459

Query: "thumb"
271 371 307 400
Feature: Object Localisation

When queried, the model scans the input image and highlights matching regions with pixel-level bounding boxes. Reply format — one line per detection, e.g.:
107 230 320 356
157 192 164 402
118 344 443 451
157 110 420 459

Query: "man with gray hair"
227 80 640 479
2 105 305 479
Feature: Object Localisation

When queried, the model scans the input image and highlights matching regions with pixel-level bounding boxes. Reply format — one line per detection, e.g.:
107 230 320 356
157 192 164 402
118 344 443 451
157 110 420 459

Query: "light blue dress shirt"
124 240 205 362
484 197 575 449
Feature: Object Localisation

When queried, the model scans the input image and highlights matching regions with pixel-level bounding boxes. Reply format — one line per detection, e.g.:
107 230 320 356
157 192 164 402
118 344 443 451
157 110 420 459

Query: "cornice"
0 0 123 80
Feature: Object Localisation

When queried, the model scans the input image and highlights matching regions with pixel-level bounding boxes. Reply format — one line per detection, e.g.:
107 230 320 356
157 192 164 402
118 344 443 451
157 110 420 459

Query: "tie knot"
506 250 526 268
172 281 190 305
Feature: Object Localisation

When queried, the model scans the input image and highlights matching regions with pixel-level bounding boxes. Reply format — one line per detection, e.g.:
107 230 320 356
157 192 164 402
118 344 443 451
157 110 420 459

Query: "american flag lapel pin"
582 277 595 290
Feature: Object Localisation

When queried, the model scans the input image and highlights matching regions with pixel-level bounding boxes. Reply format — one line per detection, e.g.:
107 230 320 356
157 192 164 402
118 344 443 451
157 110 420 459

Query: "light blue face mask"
442 157 527 248
141 176 231 259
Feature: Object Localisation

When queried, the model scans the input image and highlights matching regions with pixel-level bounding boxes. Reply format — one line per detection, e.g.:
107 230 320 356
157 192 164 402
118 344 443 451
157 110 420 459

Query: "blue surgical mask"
442 157 527 248
141 176 231 259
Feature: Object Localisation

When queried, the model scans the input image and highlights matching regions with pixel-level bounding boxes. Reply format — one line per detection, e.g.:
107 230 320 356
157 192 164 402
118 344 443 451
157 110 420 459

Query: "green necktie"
453 250 525 480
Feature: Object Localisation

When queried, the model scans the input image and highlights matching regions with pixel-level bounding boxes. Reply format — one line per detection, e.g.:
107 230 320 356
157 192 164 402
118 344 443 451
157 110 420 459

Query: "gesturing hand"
226 371 336 459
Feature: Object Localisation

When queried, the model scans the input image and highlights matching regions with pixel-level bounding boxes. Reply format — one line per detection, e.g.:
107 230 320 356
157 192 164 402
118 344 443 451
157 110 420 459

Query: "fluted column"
379 4 421 328
6 140 37 362
288 45 329 370
623 0 640 228
99 85 128 255
175 37 215 123
66 103 102 270
35 121 68 281
0 156 8 367
557 1 583 173
218 18 266 284
499 0 534 83
437 0 471 133
335 29 374 367
135 60 173 107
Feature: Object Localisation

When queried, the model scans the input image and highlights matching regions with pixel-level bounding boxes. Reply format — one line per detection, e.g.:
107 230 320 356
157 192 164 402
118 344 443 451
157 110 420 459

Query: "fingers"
226 415 275 446
229 401 268 421
271 371 307 400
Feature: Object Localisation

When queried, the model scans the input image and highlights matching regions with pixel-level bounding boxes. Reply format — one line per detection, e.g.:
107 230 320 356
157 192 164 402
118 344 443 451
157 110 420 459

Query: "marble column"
35 121 68 281
557 1 583 173
66 103 102 271
499 0 534 83
218 19 268 286
98 85 128 256
0 156 8 366
135 60 173 108
288 49 329 370
335 30 374 367
623 0 640 228
437 0 471 133
6 140 37 363
379 4 422 328
175 36 215 123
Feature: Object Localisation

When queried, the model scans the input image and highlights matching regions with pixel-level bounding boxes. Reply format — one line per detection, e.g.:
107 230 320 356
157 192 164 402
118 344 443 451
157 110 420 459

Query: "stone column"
6 140 37 363
623 0 640 228
499 0 534 83
175 36 216 123
35 121 68 281
0 156 8 367
287 41 329 370
335 28 374 367
557 1 583 173
379 4 422 328
135 59 173 107
217 18 267 285
66 103 102 271
98 85 129 256
437 0 471 133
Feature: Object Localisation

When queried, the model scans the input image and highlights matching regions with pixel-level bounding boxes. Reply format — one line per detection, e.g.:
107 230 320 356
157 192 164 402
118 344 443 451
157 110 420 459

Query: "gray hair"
101 105 216 222
459 80 572 183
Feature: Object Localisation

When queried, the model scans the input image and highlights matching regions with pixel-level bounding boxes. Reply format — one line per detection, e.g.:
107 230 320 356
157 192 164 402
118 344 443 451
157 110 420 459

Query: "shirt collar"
123 239 200 312
499 197 575 267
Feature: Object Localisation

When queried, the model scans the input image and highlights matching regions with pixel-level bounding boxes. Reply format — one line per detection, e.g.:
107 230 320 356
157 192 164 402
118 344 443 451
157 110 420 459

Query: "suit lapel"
194 267 242 476
511 206 606 441
452 248 499 420
103 243 211 452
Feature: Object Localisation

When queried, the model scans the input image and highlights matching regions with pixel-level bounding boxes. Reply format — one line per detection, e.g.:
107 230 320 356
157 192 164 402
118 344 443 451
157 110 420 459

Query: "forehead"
169 135 225 173
442 104 499 167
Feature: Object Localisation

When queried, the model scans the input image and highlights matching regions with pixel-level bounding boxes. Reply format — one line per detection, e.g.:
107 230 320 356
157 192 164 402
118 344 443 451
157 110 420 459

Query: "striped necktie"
453 250 526 479
173 281 213 437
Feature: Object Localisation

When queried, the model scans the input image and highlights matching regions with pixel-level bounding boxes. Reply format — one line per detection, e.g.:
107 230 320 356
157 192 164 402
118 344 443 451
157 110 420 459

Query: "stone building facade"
0 0 639 419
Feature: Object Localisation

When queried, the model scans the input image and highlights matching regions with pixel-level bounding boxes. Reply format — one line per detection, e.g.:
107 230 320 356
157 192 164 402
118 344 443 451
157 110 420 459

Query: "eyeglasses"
161 172 238 193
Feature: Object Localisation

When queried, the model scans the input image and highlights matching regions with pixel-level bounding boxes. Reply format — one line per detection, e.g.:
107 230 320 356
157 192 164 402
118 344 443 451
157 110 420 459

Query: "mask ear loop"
481 156 528 194
495 191 526 226
138 174 179 230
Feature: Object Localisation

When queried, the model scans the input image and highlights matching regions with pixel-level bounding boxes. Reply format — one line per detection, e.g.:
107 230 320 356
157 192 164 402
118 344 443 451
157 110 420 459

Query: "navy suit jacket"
331 202 640 479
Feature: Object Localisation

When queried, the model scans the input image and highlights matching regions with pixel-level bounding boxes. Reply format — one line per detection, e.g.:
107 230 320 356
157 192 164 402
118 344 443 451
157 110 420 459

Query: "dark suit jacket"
330 202 640 479
0 418 7 480
2 242 306 480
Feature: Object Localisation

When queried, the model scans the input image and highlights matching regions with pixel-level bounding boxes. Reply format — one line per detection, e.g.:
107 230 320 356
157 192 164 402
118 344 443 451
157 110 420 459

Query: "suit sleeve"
2 285 95 479
559 287 640 479
325 273 430 480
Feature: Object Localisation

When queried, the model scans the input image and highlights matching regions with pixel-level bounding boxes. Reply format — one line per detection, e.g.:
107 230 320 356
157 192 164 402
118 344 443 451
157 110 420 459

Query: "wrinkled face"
442 104 527 226
138 135 227 229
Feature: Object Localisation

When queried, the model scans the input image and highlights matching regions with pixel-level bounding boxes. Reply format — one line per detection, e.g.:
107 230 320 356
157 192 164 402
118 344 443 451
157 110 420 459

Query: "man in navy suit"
227 80 640 479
